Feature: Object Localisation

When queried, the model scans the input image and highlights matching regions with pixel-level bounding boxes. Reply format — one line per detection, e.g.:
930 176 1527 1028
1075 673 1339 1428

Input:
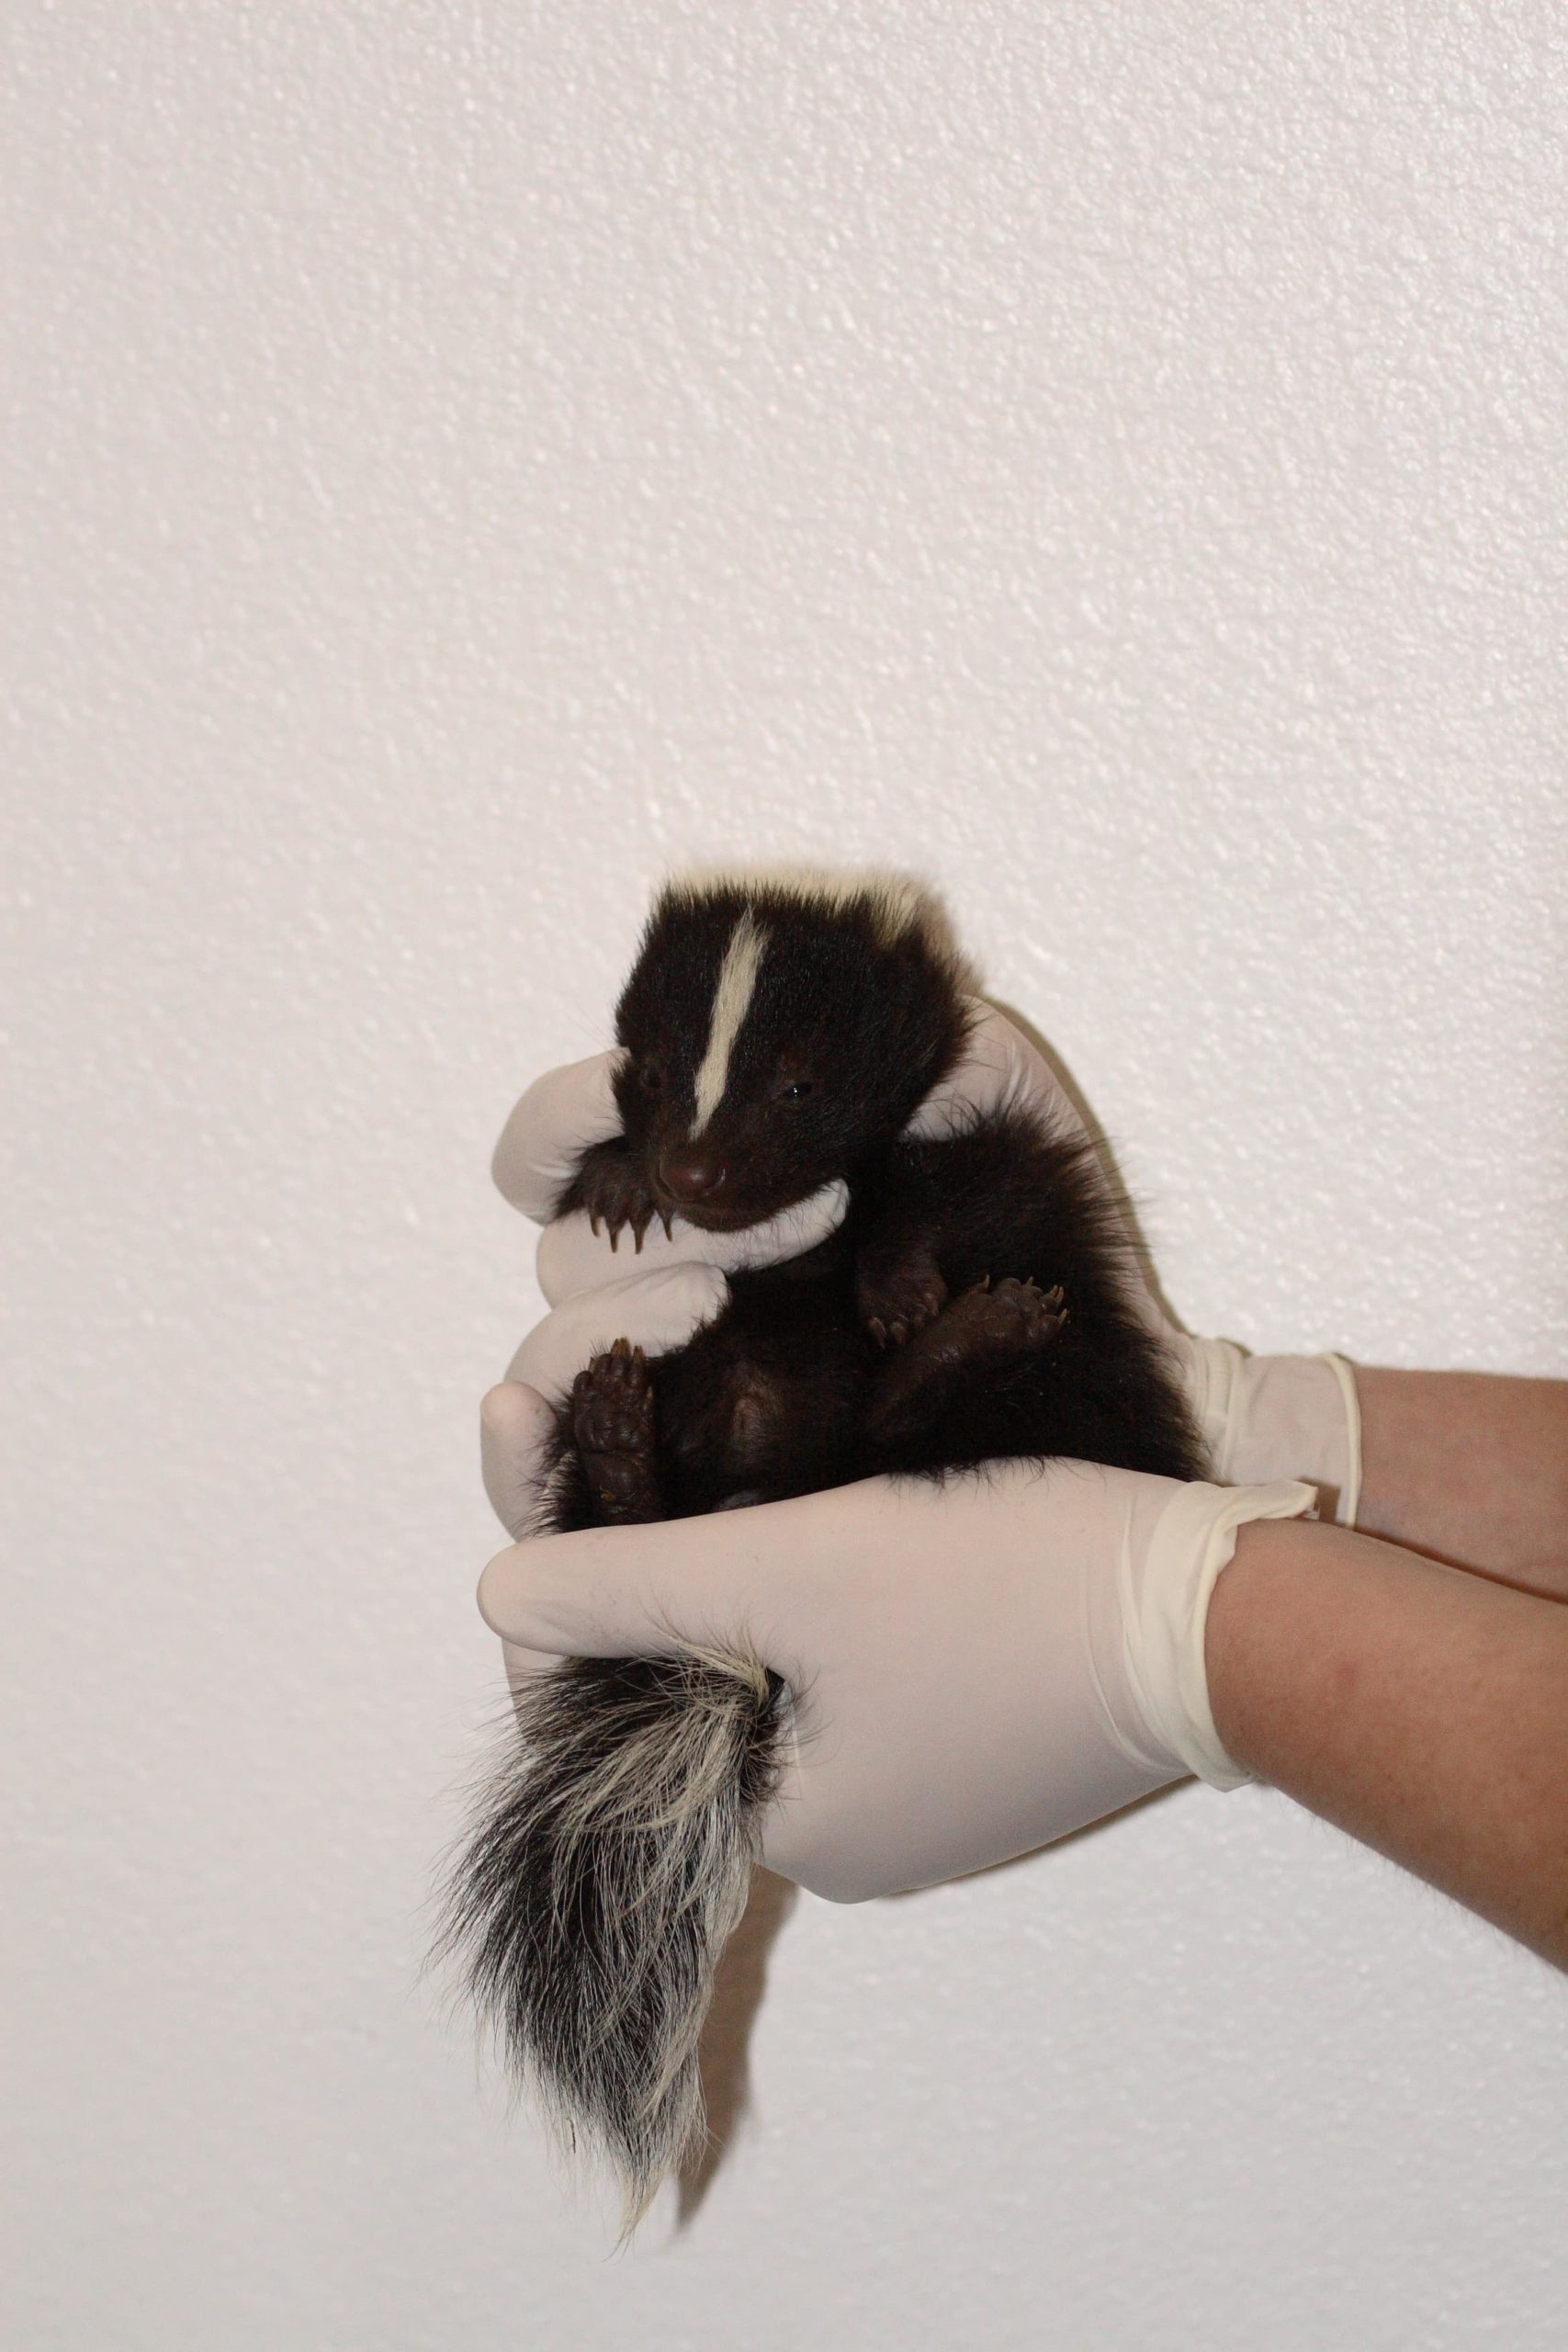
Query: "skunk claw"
610 1198 655 1253
660 1208 674 1241
611 1335 632 1357
868 1317 887 1349
588 1211 602 1238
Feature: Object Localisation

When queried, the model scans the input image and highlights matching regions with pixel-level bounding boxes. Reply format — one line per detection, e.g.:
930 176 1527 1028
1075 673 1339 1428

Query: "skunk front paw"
567 1140 671 1251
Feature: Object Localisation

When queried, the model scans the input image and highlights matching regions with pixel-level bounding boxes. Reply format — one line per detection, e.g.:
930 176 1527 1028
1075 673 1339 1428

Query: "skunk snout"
659 1147 728 1206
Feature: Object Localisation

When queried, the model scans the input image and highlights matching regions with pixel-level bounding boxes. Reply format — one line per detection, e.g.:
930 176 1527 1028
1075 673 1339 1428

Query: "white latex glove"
476 1457 1315 1902
491 1006 1361 1521
491 1050 849 1307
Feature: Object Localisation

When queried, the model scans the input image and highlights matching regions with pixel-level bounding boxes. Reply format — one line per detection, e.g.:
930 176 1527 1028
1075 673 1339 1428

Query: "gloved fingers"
502 1638 560 1689
475 1487 832 1680
536 1181 850 1306
479 1379 560 1541
504 1265 730 1400
477 1465 1052 1676
477 1463 1054 1668
491 1050 624 1221
477 1513 756 1661
903 999 1089 1146
479 1385 577 1687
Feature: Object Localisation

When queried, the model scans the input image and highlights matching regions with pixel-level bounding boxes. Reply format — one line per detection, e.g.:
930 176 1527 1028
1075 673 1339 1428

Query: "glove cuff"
1176 1335 1361 1529
1119 1478 1319 1791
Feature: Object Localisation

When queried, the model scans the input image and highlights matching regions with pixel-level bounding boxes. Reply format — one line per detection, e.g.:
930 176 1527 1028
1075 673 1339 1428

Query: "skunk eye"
637 1063 663 1094
779 1078 814 1103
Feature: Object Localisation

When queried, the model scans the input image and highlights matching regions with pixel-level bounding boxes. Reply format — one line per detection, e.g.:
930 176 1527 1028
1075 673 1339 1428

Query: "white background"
6 6 1565 2346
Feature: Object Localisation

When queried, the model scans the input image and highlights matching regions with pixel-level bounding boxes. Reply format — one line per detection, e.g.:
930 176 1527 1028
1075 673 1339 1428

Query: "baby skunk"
441 870 1205 2233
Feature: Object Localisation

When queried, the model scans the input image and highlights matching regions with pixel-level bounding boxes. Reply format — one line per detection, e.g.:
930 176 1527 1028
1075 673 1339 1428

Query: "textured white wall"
6 6 1565 2346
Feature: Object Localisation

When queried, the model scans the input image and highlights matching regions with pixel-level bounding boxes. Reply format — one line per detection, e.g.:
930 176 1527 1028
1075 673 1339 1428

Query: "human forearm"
1206 1517 1568 1968
1353 1368 1568 1597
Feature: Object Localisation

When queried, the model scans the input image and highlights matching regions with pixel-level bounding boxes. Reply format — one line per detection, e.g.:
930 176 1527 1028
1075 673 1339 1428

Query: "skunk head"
609 871 975 1230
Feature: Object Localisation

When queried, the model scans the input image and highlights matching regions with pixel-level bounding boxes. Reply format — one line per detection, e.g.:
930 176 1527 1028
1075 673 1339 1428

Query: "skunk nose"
659 1148 728 1205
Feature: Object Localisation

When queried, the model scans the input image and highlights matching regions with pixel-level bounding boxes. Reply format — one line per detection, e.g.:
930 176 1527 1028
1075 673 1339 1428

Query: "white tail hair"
437 1637 788 2238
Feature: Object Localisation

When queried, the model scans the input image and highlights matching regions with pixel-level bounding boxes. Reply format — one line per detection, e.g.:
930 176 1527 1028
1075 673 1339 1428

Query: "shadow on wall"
679 1867 800 2225
676 1777 1186 2225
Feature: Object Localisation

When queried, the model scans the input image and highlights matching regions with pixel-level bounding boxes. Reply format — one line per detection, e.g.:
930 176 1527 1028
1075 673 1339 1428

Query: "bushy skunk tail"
437 1645 787 2236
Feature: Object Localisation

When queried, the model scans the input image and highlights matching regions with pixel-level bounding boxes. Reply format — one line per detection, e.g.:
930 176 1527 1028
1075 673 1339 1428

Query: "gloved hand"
491 1002 1360 1521
476 1448 1315 1901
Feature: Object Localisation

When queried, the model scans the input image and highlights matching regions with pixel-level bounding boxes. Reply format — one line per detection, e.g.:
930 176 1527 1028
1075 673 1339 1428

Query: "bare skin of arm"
1353 1368 1568 1597
1212 1370 1568 1967
1207 1516 1568 1970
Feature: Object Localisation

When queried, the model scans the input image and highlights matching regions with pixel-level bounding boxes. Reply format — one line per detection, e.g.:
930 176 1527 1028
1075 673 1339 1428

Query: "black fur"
441 875 1205 2229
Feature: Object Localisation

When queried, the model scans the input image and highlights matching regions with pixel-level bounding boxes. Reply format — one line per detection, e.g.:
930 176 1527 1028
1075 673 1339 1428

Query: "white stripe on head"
691 910 770 1136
